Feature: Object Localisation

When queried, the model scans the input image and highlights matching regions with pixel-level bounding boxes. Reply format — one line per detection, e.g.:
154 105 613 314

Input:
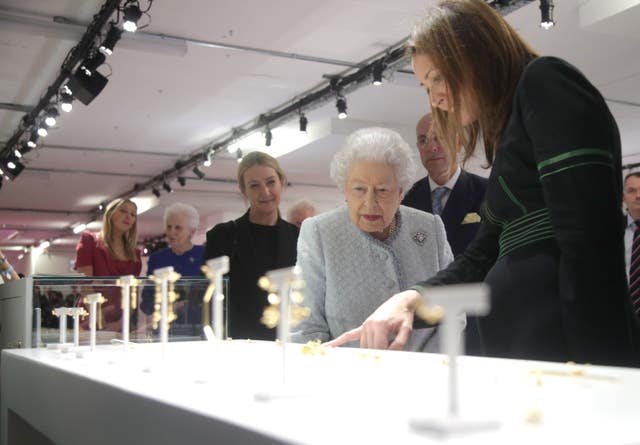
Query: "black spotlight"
36 122 48 137
99 23 123 55
60 92 74 112
336 96 348 119
540 0 555 29
177 176 186 187
152 187 161 198
27 131 39 148
372 63 384 86
19 142 34 156
162 180 173 193
265 128 273 147
192 165 205 179
44 106 59 127
81 52 106 75
66 69 109 105
0 155 25 180
299 113 308 132
123 3 143 32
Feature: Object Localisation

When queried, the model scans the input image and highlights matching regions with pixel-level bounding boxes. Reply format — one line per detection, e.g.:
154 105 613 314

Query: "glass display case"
0 275 228 350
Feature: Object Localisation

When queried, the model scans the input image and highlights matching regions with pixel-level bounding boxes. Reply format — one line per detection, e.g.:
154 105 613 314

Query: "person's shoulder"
460 169 488 186
192 244 206 254
404 177 429 196
309 206 346 227
148 247 169 260
77 230 99 248
521 56 586 88
80 230 98 241
399 204 434 222
206 219 237 238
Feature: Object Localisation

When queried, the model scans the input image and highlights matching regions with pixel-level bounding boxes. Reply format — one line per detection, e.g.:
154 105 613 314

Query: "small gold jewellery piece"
259 267 309 329
149 269 182 330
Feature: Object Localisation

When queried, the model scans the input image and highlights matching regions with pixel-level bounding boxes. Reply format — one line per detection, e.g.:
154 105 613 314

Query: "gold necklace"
387 215 397 239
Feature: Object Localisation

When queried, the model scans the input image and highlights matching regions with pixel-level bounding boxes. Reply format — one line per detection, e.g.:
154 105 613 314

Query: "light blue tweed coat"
290 205 454 351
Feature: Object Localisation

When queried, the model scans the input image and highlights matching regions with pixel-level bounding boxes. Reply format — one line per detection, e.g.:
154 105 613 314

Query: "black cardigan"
203 210 299 340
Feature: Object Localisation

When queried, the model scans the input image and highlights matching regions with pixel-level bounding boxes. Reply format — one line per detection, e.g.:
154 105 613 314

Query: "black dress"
415 57 640 366
203 210 299 340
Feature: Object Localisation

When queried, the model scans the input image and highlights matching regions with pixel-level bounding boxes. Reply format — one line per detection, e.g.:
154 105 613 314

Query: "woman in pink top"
74 198 141 330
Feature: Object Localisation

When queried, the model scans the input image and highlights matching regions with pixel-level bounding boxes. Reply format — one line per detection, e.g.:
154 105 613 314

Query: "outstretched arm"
326 289 421 350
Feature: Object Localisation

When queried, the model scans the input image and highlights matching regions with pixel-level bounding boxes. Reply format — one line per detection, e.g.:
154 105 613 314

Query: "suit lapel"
441 170 474 225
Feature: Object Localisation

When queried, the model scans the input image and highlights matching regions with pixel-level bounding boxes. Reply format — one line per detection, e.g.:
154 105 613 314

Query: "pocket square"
462 212 481 224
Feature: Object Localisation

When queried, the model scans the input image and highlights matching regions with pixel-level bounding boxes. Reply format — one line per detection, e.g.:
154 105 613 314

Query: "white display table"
2 340 639 445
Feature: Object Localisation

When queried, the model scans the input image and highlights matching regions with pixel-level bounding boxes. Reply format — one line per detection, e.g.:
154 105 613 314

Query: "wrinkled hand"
325 290 421 350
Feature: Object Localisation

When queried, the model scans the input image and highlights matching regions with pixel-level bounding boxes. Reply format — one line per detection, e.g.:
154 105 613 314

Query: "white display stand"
3 341 640 445
410 283 499 436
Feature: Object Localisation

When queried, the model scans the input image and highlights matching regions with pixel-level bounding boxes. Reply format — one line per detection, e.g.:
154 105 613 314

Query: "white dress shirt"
428 166 461 210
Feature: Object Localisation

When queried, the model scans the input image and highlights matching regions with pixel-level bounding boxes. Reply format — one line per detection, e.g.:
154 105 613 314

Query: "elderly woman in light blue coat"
291 127 454 351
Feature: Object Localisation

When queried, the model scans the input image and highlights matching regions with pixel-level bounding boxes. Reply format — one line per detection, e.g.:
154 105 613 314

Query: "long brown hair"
407 0 538 165
101 198 139 262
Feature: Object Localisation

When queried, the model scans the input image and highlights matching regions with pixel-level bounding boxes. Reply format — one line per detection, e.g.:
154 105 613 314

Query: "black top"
415 56 640 367
203 209 299 340
402 170 487 256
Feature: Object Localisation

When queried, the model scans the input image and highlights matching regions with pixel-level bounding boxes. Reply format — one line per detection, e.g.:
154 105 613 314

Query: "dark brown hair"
407 0 538 165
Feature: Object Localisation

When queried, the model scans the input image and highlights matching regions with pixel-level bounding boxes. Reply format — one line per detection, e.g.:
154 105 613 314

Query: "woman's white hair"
330 127 416 194
164 203 200 230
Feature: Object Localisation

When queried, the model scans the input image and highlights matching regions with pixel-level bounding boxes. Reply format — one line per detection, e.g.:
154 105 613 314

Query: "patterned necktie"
432 187 448 216
630 221 640 319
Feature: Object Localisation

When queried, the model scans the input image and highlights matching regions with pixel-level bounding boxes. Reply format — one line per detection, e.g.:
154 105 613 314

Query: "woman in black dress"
202 151 298 340
329 0 639 366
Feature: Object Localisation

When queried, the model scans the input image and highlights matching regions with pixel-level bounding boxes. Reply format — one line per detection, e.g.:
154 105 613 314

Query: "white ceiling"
1 0 640 262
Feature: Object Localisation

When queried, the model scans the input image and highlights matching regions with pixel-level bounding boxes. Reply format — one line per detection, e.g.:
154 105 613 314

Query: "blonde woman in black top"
203 151 298 340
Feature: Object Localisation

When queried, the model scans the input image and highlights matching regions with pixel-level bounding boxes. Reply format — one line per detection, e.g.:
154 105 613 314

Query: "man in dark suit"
402 113 488 355
402 113 487 257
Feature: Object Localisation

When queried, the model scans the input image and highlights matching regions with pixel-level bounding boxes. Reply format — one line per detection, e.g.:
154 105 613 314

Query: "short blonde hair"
330 127 416 194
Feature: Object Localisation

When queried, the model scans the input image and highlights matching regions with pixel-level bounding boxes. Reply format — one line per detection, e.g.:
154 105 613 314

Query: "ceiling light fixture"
162 180 173 193
99 23 123 55
203 151 213 167
37 122 48 137
44 107 59 127
81 52 106 75
66 68 109 105
177 176 186 187
13 148 22 159
19 142 33 156
237 149 243 163
123 3 143 32
60 92 74 113
540 0 555 29
27 131 38 148
372 63 384 86
336 96 348 119
152 186 161 198
192 165 205 179
39 240 51 250
299 113 308 132
265 127 273 147
72 223 87 234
